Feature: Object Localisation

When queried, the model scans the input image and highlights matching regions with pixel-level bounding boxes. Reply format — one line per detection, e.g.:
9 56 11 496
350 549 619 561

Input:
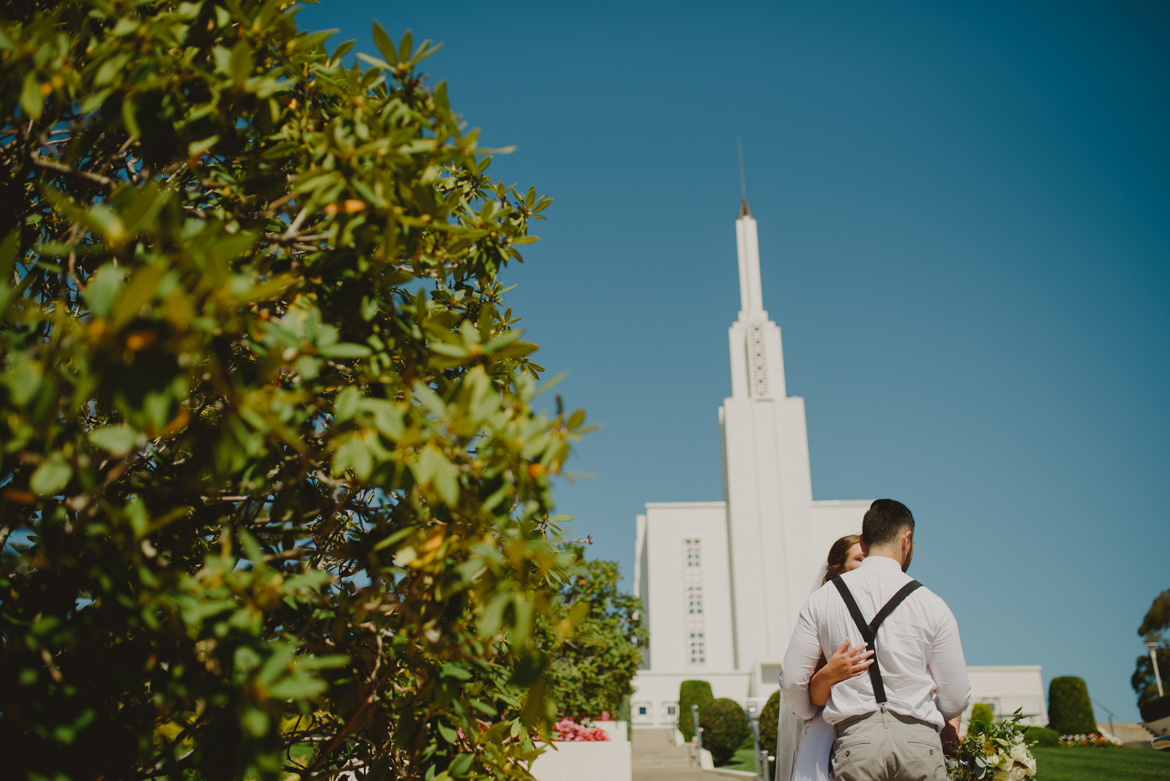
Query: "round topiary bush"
969 702 994 734
1023 726 1061 748
1048 676 1098 735
757 691 781 753
679 680 714 742
758 692 776 776
700 698 752 766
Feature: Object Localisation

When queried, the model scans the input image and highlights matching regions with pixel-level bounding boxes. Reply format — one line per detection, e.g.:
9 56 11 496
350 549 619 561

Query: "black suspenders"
830 576 922 705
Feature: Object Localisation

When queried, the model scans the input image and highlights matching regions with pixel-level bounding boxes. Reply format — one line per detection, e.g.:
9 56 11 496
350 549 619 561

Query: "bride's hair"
822 534 861 584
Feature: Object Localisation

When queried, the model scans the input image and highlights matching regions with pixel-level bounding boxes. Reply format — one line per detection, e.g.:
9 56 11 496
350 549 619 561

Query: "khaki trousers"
830 709 946 781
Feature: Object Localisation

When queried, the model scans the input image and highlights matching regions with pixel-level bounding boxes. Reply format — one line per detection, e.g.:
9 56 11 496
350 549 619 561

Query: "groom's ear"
859 537 869 556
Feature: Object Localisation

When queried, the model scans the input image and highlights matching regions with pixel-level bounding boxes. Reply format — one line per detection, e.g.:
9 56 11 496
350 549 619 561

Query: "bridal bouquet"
947 710 1037 781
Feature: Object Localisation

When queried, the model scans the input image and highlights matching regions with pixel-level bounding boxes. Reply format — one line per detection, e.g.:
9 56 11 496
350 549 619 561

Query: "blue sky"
296 1 1170 722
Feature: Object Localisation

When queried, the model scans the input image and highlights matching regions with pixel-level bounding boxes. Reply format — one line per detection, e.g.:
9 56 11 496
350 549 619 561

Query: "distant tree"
0 2 587 779
536 546 647 721
1132 589 1170 707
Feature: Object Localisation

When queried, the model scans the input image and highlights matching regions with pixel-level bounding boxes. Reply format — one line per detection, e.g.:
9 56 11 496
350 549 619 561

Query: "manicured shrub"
1047 677 1098 735
700 698 752 766
758 691 781 778
969 702 994 734
1023 726 1061 747
679 680 714 742
1139 694 1170 723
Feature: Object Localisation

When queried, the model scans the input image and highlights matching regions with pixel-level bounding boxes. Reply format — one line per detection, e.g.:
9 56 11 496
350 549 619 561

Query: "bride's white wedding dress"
790 710 833 781
774 703 832 781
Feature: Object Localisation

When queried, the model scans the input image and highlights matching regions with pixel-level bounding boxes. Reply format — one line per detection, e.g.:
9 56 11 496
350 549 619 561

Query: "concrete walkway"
632 729 713 781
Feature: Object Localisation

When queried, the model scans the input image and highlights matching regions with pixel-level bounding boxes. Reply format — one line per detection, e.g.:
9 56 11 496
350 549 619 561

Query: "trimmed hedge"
758 691 781 778
1024 726 1061 748
1048 676 1097 735
700 698 752 766
969 702 994 734
679 680 714 742
1140 694 1170 723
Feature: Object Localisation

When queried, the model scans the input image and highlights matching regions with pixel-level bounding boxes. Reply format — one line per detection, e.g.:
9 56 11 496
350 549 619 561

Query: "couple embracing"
777 499 972 781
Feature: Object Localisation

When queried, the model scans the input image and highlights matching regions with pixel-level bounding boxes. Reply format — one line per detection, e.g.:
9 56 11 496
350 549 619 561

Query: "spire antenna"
737 137 752 218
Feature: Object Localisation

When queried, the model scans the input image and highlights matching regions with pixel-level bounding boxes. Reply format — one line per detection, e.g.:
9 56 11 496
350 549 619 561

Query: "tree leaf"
230 40 253 86
89 425 139 457
20 73 43 120
371 21 397 64
30 453 72 496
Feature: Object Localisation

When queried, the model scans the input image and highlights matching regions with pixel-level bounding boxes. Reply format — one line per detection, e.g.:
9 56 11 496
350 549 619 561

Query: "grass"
1032 747 1170 781
718 742 1170 779
718 739 760 772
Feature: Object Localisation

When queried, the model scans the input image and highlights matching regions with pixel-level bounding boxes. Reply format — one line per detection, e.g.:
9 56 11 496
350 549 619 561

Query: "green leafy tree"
536 545 646 721
0 1 588 779
1132 588 1170 707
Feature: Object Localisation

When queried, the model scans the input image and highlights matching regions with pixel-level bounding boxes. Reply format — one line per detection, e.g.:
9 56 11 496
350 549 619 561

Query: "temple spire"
737 137 752 218
735 140 764 316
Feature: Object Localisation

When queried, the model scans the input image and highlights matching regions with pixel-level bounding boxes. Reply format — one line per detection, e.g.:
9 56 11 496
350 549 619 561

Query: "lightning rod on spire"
737 137 752 218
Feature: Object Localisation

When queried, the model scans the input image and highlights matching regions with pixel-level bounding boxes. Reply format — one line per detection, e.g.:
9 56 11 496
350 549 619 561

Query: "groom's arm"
780 600 823 720
930 602 972 720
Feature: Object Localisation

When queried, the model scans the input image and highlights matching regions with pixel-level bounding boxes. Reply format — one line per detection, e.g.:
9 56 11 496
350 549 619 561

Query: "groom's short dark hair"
862 499 915 548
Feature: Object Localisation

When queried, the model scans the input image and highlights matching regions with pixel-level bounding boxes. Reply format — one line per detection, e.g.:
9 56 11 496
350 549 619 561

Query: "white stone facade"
630 204 1046 729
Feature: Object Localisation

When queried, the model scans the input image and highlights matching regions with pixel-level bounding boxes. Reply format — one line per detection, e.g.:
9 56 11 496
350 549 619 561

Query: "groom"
780 499 971 781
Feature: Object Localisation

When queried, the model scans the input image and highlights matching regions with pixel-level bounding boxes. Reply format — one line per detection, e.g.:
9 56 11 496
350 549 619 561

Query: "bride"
774 535 873 781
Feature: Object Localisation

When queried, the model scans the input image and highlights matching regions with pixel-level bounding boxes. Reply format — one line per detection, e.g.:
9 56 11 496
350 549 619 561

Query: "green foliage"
0 2 584 779
757 690 780 779
1139 694 1170 723
1023 726 1060 748
535 546 646 720
969 702 994 734
699 698 751 766
678 679 714 742
1133 589 1170 708
1047 677 1098 736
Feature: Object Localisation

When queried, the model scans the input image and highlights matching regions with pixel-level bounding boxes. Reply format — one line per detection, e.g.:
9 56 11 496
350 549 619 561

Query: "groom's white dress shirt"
780 556 971 730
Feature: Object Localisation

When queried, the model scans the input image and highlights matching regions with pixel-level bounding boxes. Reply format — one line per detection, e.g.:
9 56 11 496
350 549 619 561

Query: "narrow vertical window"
684 537 705 666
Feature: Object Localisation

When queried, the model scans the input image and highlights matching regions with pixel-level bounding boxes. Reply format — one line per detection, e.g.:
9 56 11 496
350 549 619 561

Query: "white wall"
966 666 1049 726
642 502 735 675
529 741 631 781
629 671 752 728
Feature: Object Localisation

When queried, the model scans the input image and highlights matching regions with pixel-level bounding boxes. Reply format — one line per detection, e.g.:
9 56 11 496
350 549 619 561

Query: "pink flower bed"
553 718 610 741
1059 732 1121 748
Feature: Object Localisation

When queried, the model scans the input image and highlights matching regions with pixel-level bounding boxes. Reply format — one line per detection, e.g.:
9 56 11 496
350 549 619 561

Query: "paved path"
632 729 713 781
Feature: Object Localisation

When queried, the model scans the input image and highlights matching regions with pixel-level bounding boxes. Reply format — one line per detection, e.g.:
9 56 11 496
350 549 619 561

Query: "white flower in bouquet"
999 751 1015 770
1009 743 1028 764
1024 755 1037 777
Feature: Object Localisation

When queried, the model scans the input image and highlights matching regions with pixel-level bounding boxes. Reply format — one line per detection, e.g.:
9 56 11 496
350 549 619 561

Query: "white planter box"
588 720 629 742
530 740 632 781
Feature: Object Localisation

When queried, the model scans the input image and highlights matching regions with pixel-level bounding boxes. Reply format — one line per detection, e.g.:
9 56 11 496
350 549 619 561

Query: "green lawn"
1033 747 1170 781
719 741 760 772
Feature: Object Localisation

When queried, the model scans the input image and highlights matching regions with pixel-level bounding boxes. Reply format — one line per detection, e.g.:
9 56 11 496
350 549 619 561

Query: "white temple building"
629 200 1047 729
